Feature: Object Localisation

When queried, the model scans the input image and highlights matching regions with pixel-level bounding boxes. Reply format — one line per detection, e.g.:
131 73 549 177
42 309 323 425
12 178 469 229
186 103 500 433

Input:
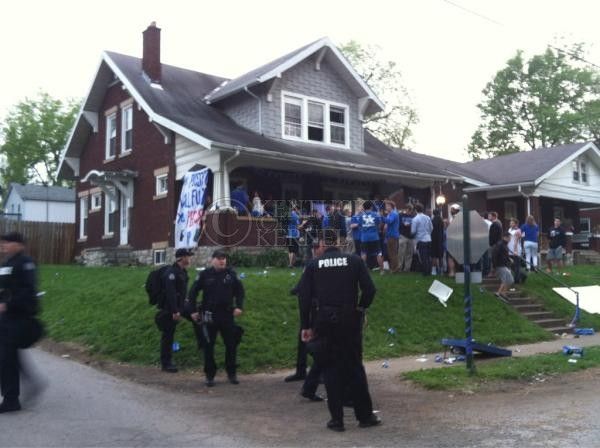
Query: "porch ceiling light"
436 195 446 206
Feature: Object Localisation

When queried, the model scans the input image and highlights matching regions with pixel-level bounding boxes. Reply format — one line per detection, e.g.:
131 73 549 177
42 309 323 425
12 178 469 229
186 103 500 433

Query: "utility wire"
441 0 600 70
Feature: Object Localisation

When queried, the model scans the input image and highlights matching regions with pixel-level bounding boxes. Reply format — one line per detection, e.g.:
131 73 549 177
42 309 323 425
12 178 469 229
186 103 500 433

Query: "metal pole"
570 291 580 327
462 194 475 374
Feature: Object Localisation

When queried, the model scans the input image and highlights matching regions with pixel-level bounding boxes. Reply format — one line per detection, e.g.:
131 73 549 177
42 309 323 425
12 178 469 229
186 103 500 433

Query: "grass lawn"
405 345 600 390
521 265 600 329
39 265 552 373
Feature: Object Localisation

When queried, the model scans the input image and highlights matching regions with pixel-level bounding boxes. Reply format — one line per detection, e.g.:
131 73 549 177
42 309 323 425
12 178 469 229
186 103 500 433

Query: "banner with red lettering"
175 168 209 249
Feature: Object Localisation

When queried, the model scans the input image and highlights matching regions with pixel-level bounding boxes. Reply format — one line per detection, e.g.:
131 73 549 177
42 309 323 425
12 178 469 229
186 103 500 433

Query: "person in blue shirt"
287 205 301 268
520 215 539 271
350 205 363 256
383 200 400 273
231 185 249 216
359 201 384 273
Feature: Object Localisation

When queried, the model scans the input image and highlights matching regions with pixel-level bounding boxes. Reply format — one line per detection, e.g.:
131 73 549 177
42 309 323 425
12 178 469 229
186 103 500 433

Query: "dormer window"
572 159 589 184
282 92 349 148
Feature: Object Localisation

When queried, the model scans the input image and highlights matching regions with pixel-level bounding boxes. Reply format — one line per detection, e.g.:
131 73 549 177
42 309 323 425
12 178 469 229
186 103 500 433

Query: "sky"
2 0 600 162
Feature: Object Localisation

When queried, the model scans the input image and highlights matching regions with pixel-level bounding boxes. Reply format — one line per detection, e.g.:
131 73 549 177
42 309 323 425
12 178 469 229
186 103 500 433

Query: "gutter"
215 142 462 182
463 181 535 193
244 87 262 134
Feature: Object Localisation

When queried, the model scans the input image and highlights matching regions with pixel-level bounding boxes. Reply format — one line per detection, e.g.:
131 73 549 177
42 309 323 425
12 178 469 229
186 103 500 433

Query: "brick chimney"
142 22 161 83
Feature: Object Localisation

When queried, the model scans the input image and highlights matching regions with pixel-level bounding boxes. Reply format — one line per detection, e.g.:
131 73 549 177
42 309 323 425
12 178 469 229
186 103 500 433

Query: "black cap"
0 232 25 244
212 249 227 259
175 248 194 258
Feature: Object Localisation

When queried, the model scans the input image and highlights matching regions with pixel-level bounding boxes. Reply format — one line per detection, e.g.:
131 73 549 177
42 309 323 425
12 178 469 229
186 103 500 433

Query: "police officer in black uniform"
156 248 193 373
0 232 41 413
187 249 244 387
297 236 381 432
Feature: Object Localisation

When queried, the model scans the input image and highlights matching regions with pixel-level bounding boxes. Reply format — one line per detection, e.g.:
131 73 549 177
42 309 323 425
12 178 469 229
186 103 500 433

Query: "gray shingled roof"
106 52 457 179
457 142 590 185
203 39 322 103
9 183 75 202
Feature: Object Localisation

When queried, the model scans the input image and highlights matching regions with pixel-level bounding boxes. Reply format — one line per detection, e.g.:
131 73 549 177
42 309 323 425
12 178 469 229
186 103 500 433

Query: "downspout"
244 87 262 134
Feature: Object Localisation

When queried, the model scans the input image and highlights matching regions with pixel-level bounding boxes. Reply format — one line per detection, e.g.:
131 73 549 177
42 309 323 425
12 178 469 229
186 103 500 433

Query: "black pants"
160 322 177 367
203 312 237 379
317 315 373 423
417 241 432 276
302 358 322 396
0 319 24 402
294 328 308 375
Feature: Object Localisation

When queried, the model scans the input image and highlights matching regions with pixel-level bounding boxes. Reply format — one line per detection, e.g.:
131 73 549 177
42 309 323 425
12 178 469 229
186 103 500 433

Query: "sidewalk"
360 332 600 378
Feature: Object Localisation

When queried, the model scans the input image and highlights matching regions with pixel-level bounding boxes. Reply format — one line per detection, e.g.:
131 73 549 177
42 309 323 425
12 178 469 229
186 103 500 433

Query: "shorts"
547 246 563 261
496 266 514 286
361 240 382 257
287 237 299 254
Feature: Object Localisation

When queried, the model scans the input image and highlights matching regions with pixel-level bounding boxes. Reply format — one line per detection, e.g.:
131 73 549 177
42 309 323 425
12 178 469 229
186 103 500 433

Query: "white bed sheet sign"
553 285 600 314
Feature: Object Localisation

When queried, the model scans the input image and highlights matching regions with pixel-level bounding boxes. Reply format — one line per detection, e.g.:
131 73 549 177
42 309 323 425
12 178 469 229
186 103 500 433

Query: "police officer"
188 249 244 387
297 236 381 432
156 248 193 373
0 232 42 413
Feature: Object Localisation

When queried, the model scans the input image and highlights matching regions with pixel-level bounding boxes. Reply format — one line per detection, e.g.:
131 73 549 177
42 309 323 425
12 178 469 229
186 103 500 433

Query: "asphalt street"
2 346 600 447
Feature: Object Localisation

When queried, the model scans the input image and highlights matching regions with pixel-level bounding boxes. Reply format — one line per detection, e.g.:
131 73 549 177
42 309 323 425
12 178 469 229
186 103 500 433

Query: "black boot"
0 399 21 413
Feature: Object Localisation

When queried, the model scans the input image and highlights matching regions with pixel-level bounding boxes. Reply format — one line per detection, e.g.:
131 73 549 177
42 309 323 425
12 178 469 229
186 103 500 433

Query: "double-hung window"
282 92 349 148
79 196 88 239
105 113 117 159
156 174 168 196
121 105 133 153
573 159 589 184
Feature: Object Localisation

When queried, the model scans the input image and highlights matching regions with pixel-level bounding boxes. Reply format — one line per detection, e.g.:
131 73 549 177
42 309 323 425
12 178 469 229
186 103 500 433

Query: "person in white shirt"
508 218 523 283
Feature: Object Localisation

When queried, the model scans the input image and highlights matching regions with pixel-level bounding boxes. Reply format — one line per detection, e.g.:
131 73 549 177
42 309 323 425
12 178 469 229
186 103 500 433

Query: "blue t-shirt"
385 210 400 238
520 223 539 243
288 211 300 238
359 211 381 242
351 214 361 240
231 188 249 214
322 214 331 229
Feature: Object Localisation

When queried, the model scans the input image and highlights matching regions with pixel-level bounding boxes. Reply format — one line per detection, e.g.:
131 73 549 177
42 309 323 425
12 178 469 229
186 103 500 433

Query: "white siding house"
3 183 76 223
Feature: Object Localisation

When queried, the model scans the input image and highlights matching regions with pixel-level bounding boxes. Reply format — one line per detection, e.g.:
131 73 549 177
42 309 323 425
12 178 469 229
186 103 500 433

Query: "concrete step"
522 311 556 320
482 277 501 285
508 298 538 306
503 290 523 298
533 318 570 329
512 304 545 312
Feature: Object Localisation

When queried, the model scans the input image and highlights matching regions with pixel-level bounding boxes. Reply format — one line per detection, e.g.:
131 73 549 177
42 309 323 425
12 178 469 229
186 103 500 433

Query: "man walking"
297 237 380 432
398 204 414 272
0 232 43 413
383 200 400 273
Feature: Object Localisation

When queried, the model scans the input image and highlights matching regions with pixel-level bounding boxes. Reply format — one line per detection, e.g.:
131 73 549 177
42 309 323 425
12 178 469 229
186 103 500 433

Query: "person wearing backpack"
156 248 193 373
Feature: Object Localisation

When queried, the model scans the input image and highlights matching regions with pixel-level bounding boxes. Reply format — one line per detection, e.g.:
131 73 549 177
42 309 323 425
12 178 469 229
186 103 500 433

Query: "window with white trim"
121 105 133 153
91 192 102 211
79 197 88 239
573 159 589 184
156 174 168 196
281 92 349 147
153 249 167 265
104 190 118 236
105 113 117 159
580 217 591 233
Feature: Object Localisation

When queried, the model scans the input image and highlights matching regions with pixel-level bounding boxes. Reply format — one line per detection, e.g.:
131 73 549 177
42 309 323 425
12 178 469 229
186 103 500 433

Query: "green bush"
228 249 288 268
227 250 255 268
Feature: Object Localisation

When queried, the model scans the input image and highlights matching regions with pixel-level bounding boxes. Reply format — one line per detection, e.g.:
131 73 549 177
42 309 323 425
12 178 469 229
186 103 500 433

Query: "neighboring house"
3 183 76 223
57 23 461 264
412 142 600 241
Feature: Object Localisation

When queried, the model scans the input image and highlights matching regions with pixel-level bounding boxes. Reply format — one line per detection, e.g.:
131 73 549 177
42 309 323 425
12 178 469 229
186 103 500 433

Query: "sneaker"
0 399 21 413
228 374 239 385
205 377 215 387
327 419 345 432
284 372 306 382
358 414 382 428
161 364 178 373
300 390 324 402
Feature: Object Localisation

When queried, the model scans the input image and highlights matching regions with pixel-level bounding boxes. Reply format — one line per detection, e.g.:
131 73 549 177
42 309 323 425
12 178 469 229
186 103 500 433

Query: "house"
57 23 461 265
3 183 75 223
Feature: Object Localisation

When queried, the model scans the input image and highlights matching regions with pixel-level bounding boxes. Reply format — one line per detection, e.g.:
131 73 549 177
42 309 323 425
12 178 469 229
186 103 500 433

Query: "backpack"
145 265 170 306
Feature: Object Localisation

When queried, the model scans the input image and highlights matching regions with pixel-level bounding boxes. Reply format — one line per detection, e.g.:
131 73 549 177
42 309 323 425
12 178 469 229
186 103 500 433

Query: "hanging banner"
175 168 209 249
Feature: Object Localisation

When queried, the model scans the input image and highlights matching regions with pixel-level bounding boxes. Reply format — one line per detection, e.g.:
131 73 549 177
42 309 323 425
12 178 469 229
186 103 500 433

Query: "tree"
0 92 79 188
468 45 600 159
340 40 419 149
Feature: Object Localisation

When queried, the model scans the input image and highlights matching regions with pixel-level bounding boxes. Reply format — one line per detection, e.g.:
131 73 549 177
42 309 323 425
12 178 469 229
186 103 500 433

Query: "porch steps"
482 281 573 335
577 250 600 265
